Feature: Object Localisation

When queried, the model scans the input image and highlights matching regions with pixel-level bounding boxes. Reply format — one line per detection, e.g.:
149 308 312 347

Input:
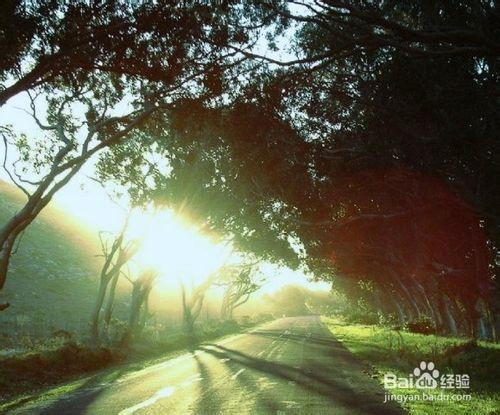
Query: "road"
10 316 404 414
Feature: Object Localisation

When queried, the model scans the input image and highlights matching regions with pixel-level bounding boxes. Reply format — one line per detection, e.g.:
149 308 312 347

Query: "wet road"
10 316 403 414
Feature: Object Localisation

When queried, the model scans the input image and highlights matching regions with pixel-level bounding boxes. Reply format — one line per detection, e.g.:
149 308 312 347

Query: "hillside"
0 181 125 344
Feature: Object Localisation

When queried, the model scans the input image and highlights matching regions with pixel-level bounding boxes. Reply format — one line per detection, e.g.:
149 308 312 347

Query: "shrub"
0 342 120 400
406 316 437 335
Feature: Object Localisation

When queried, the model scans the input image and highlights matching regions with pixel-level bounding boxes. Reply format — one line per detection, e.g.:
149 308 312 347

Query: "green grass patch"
322 317 500 415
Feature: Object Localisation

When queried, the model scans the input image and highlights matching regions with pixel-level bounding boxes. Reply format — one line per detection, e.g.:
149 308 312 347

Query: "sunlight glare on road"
126 209 233 288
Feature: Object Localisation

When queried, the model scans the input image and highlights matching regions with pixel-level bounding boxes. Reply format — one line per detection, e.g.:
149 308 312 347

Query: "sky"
0 92 330 294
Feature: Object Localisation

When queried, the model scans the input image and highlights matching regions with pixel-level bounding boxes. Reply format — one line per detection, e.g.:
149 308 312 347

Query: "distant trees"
181 275 217 337
264 285 332 317
218 266 264 320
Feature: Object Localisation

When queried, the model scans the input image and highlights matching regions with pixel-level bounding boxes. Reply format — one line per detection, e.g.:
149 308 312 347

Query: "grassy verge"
322 317 500 415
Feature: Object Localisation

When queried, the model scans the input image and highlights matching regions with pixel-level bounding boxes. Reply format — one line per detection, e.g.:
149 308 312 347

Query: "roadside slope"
0 180 124 341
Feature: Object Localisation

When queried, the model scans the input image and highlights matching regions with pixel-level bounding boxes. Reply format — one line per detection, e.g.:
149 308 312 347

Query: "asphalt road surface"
10 316 404 414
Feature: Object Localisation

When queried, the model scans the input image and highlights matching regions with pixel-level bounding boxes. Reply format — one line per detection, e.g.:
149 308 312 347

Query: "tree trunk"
392 284 417 321
393 300 406 324
399 283 421 317
0 205 43 310
0 167 75 307
412 280 437 322
183 296 204 336
138 296 150 335
220 290 232 320
443 296 459 336
90 278 110 343
0 213 31 290
128 283 144 336
0 233 16 307
475 298 494 340
103 270 120 328
183 309 195 335
180 279 208 338
127 276 154 339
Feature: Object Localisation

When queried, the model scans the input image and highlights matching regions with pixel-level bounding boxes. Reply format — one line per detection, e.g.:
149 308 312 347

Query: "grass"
322 316 500 415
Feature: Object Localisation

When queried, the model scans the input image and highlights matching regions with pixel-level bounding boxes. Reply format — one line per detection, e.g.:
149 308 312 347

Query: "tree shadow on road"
207 348 281 414
199 343 404 415
250 329 346 348
34 367 129 415
191 352 222 414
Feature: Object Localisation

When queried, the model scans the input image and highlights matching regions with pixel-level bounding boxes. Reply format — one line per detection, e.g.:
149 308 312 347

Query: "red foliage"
329 169 491 305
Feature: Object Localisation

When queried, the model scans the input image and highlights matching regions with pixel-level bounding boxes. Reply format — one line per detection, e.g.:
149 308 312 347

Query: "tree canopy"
1 0 498 338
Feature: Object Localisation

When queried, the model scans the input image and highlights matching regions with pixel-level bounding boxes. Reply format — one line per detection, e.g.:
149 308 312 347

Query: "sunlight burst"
126 209 233 288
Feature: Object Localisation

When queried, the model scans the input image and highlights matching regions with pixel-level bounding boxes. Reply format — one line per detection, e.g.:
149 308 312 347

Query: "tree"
0 1 271 310
127 269 158 339
218 265 264 320
91 214 138 343
181 273 218 337
95 100 314 269
264 285 314 317
0 86 153 311
0 1 270 106
240 1 499 65
263 1 499 338
318 169 494 337
5 0 494 339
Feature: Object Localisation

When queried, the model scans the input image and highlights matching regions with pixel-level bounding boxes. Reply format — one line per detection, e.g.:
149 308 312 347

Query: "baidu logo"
413 361 440 389
384 361 470 390
383 361 472 404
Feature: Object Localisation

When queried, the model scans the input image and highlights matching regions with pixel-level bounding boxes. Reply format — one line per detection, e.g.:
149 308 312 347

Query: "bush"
342 309 379 325
405 316 437 335
0 342 120 400
255 313 274 323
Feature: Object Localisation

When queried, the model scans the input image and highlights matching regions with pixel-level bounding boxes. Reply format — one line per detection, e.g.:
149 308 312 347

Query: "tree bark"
90 277 111 343
440 295 458 335
128 283 143 335
127 271 155 339
181 283 205 337
103 270 120 328
0 195 51 309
